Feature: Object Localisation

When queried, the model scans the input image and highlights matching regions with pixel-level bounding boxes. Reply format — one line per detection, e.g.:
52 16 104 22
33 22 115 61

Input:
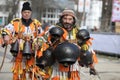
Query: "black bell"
36 48 54 69
79 51 93 67
23 41 32 59
53 41 80 66
10 40 19 57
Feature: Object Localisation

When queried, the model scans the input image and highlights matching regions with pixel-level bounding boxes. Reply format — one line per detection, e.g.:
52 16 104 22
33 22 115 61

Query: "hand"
3 35 10 44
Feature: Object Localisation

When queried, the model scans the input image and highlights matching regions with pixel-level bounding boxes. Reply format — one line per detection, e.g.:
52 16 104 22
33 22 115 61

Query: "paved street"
0 46 120 80
80 55 120 80
0 46 12 80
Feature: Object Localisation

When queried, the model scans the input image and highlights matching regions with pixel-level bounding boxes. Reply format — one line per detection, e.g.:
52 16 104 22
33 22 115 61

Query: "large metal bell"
36 48 54 69
79 51 93 67
23 41 32 59
10 40 19 57
53 41 80 66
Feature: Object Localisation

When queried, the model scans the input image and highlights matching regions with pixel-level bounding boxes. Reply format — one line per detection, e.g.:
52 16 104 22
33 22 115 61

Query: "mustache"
64 23 72 25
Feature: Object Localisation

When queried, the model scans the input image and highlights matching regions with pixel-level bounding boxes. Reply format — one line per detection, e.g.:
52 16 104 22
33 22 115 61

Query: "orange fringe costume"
85 38 98 64
1 18 49 80
43 27 81 80
47 26 98 80
43 27 98 80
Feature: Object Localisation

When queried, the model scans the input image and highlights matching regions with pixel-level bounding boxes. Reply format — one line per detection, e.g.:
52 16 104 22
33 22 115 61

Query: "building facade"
41 8 61 24
31 0 75 25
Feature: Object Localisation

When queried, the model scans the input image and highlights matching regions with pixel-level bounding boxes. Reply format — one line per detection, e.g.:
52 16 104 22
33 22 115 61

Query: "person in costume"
49 9 98 80
47 9 80 80
0 2 43 80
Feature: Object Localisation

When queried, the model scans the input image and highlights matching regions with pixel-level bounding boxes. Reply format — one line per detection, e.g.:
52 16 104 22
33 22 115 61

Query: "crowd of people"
0 1 98 80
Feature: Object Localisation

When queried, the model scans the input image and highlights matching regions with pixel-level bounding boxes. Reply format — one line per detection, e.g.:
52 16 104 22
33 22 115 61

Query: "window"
43 13 46 17
48 14 50 18
51 14 54 18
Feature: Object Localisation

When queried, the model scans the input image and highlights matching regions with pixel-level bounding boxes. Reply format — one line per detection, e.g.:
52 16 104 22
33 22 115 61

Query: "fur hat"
22 2 32 11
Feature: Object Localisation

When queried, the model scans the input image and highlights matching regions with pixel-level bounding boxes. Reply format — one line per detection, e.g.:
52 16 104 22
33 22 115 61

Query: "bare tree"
100 0 113 32
7 0 19 22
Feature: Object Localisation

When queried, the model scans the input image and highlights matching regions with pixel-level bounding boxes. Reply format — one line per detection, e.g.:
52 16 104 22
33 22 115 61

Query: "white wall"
91 33 120 54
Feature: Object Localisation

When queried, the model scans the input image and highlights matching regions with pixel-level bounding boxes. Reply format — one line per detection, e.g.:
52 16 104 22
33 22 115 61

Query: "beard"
63 23 73 32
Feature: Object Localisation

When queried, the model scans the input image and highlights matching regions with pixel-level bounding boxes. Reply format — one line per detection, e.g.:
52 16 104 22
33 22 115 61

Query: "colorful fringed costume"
1 18 45 80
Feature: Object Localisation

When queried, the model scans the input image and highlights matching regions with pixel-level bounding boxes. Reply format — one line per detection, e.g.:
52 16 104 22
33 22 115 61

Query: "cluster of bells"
10 40 33 60
10 40 93 69
36 41 80 69
36 41 93 69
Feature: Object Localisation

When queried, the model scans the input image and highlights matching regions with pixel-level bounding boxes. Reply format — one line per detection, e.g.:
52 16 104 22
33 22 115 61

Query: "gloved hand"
89 68 97 75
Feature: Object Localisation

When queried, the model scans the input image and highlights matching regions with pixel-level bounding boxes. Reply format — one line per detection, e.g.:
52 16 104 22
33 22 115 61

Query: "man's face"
62 15 74 31
21 10 32 20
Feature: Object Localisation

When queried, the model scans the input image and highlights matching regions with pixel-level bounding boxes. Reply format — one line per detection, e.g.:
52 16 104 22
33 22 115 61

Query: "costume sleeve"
1 23 14 36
